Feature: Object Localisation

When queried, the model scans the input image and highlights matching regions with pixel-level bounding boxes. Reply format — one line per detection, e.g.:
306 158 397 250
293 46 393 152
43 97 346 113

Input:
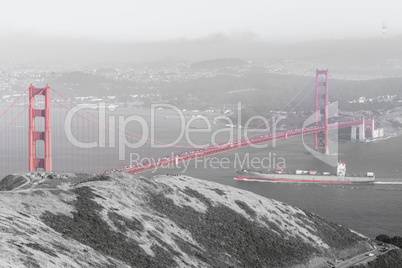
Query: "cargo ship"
235 162 375 183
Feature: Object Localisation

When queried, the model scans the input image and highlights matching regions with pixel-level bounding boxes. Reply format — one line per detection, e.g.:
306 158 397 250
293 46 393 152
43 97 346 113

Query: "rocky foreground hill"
0 172 376 267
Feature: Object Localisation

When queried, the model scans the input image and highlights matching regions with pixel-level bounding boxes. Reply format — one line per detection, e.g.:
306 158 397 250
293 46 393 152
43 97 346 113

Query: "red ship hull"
235 176 360 184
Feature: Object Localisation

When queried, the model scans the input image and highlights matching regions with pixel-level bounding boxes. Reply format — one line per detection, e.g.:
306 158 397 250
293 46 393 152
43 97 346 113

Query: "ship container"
275 168 283 174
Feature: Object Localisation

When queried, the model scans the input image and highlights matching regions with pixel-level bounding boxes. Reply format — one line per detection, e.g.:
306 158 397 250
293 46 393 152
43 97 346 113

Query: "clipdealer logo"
64 102 285 160
63 100 337 168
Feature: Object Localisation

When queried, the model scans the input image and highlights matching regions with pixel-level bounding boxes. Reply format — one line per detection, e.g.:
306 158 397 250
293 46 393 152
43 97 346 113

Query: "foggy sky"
1 0 400 42
1 1 402 63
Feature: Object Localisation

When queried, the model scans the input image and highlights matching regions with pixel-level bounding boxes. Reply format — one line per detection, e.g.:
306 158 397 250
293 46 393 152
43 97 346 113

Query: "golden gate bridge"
0 69 379 177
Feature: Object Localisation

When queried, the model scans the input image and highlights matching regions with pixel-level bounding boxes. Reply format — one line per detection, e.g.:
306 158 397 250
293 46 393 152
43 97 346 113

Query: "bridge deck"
111 120 363 175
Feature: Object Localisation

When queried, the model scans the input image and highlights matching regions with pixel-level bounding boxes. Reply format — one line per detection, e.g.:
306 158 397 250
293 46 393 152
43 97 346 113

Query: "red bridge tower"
29 85 52 171
314 69 329 154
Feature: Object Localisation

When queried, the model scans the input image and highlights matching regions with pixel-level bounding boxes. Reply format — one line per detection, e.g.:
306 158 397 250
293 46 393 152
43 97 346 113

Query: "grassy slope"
0 172 371 267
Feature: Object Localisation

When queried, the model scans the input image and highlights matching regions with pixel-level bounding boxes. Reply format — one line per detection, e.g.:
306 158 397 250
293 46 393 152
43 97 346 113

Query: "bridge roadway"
104 120 364 175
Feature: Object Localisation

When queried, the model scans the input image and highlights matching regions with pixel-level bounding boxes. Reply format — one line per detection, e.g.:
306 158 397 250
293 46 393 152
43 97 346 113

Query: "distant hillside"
0 172 374 267
3 32 402 64
48 71 143 98
164 71 402 114
190 58 247 69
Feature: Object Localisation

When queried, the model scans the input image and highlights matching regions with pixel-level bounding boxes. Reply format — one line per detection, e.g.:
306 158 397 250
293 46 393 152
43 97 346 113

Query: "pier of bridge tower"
351 118 384 141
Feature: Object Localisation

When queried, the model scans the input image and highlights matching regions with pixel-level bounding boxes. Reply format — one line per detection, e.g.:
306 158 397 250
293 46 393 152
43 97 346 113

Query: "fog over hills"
1 32 402 67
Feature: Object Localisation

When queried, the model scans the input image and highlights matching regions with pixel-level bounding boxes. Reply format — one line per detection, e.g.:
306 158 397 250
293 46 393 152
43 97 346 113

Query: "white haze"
0 0 402 64
1 0 401 42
